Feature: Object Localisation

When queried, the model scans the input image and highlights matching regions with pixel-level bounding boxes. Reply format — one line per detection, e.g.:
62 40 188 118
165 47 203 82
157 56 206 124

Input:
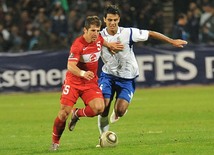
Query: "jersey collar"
103 27 121 36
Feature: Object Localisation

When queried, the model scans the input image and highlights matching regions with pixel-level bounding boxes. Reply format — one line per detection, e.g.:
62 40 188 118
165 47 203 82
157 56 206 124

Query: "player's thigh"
115 79 135 103
98 73 115 100
81 86 104 106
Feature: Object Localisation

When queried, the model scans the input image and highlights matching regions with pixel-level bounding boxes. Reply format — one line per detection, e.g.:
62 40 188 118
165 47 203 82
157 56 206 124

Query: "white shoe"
96 137 101 148
50 143 59 151
110 110 120 123
96 144 101 148
110 110 128 123
98 115 109 135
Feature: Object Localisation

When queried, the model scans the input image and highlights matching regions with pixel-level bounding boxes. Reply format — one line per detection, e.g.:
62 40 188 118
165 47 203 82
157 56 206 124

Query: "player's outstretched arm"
149 31 188 48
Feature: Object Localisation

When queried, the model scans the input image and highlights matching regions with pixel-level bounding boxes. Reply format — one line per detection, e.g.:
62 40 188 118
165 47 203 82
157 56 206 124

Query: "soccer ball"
100 131 118 147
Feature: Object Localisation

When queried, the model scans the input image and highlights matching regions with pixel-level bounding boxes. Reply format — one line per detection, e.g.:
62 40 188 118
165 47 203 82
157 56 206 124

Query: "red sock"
77 106 96 117
52 116 66 144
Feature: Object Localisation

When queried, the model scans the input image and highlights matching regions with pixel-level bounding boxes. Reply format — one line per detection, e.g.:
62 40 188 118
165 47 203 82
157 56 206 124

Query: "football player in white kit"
97 5 187 143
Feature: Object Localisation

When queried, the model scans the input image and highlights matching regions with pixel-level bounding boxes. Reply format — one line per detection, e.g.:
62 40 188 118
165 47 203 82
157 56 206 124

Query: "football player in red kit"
50 16 123 151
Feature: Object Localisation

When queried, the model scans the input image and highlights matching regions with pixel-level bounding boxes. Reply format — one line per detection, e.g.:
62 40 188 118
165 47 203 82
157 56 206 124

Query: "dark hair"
84 16 102 30
104 5 120 18
177 13 187 20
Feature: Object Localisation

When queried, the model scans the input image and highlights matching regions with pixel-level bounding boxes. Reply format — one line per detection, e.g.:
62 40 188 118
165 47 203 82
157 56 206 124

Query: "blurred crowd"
173 0 214 45
0 0 214 53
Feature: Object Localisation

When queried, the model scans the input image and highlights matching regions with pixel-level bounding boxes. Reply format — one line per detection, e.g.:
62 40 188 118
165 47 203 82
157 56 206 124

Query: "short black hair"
177 13 187 20
104 5 121 18
84 16 102 30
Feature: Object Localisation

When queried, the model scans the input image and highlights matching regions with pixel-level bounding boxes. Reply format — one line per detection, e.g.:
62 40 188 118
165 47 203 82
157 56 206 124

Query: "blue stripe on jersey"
129 28 134 48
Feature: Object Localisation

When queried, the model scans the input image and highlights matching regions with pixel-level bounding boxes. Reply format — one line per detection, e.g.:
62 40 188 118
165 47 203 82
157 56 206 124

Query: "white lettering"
205 57 214 79
136 51 197 82
176 52 197 80
1 70 15 87
136 56 154 82
156 55 174 81
15 70 30 87
46 69 62 85
31 70 46 86
0 69 67 89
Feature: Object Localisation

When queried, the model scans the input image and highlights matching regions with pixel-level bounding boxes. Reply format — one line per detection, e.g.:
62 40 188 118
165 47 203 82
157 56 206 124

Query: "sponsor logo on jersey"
90 53 97 62
81 51 101 63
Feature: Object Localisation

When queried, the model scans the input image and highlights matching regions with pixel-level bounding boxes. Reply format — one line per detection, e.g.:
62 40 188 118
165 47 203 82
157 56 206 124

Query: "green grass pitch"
0 85 213 155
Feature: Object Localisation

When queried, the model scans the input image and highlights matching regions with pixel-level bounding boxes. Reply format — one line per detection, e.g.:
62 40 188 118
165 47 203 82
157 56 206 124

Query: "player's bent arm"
103 40 124 53
67 61 94 80
67 61 84 76
149 31 188 48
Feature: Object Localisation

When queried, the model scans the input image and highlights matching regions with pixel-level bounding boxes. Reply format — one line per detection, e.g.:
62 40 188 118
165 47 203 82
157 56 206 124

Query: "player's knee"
94 103 105 114
117 108 127 117
58 109 69 121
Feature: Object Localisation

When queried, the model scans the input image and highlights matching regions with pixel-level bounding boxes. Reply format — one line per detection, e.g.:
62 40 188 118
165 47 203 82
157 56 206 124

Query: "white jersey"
100 27 149 79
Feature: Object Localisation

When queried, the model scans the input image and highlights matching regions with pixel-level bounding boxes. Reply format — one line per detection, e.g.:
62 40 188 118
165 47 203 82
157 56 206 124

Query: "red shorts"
60 80 104 107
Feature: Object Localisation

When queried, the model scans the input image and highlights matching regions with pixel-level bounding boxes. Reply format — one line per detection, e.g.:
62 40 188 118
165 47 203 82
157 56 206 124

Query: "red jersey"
65 35 104 86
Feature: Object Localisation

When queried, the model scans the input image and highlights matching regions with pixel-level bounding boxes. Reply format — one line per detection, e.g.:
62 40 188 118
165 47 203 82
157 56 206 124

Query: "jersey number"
63 85 70 95
97 41 101 51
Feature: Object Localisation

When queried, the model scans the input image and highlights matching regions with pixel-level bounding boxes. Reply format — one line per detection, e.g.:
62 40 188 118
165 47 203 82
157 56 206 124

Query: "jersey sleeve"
131 28 149 42
68 43 81 62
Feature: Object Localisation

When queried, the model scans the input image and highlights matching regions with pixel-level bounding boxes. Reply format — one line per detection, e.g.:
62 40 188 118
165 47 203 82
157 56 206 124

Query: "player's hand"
83 71 95 80
171 39 188 48
108 42 124 53
108 47 117 54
